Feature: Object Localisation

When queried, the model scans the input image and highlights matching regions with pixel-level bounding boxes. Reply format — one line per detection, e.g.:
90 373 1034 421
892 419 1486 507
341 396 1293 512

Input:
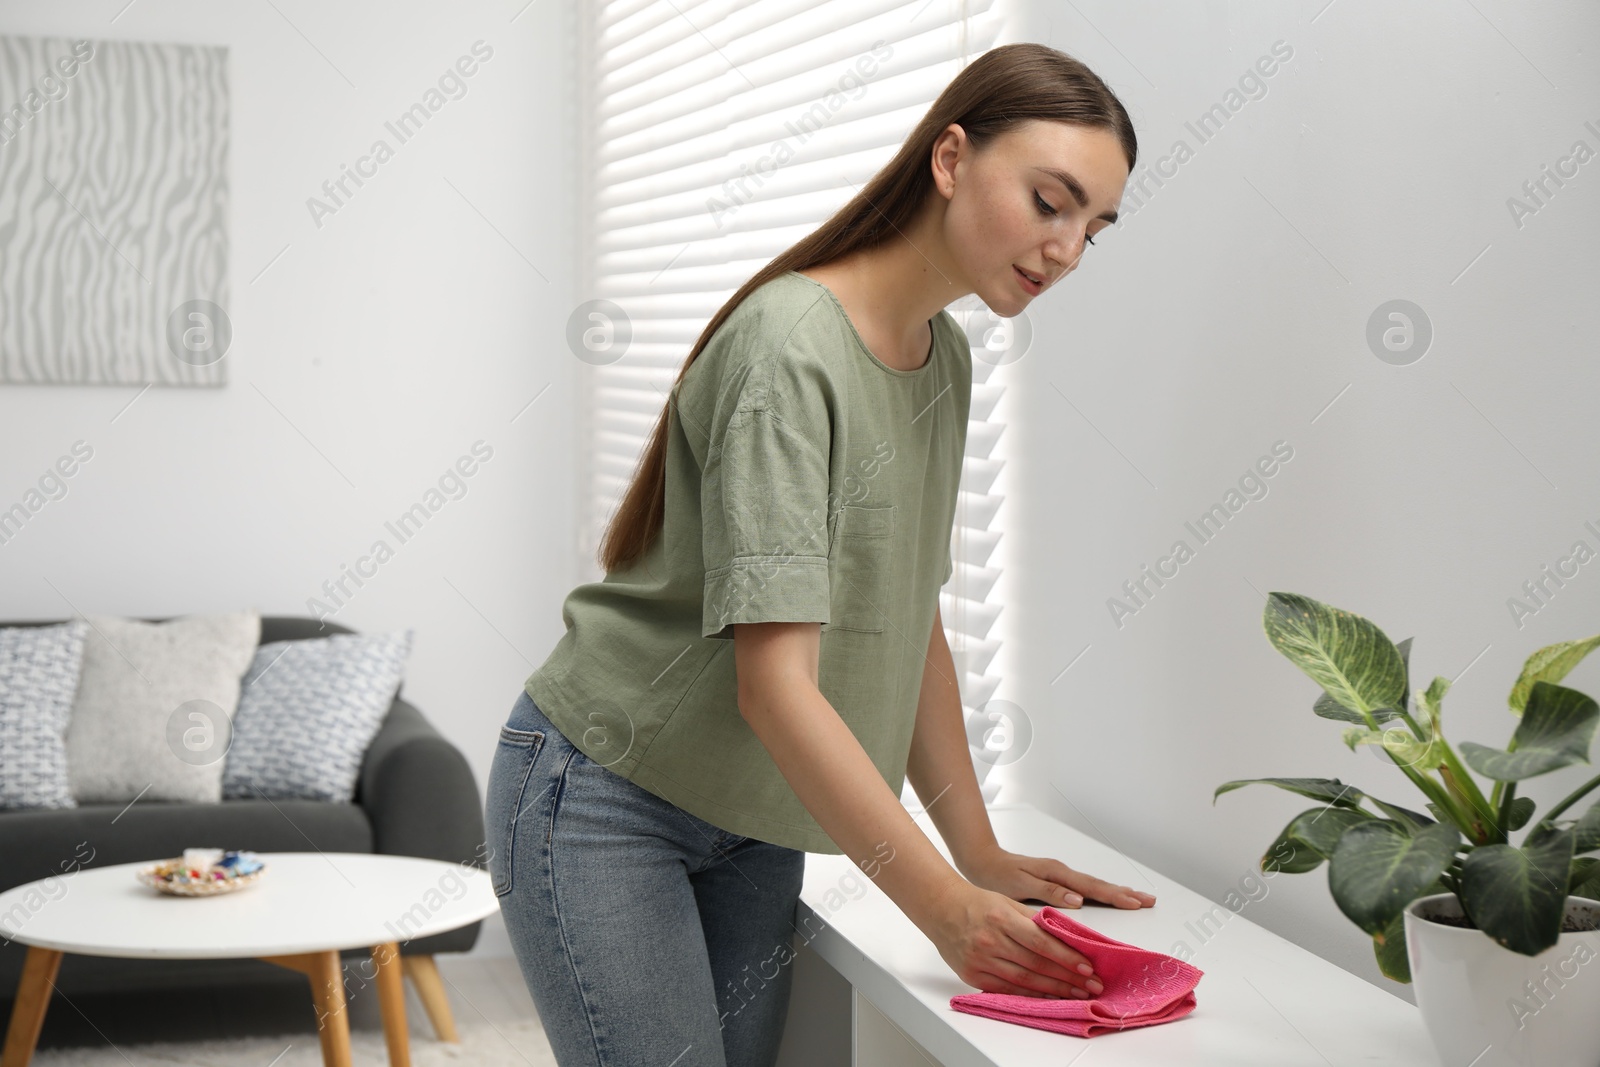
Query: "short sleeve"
700 402 833 641
944 552 953 586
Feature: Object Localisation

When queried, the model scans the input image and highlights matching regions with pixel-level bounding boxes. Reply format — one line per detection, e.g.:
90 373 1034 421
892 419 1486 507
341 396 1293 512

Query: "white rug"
30 1015 558 1066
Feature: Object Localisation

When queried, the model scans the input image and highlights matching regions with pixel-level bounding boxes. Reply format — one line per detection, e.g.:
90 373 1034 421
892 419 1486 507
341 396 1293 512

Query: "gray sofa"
0 614 487 1005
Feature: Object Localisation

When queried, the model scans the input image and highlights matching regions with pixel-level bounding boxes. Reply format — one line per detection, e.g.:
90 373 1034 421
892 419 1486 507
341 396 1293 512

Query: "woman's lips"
1014 265 1042 295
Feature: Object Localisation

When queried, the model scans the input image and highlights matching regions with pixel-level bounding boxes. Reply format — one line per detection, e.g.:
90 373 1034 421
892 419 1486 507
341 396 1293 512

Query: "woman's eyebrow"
1034 166 1119 223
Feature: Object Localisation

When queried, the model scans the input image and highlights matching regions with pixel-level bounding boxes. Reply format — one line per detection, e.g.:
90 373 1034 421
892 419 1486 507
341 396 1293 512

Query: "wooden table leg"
259 950 352 1067
371 942 410 1066
0 946 62 1067
305 951 353 1067
400 955 459 1042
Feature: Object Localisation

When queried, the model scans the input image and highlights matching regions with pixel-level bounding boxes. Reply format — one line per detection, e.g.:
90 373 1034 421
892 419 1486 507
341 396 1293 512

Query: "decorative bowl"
136 849 266 897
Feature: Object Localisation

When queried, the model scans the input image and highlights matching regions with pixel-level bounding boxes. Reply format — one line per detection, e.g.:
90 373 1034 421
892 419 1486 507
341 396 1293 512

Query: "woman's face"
937 119 1129 316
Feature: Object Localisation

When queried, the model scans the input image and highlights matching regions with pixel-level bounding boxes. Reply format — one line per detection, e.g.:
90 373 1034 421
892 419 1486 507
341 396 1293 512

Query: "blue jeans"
484 689 808 1067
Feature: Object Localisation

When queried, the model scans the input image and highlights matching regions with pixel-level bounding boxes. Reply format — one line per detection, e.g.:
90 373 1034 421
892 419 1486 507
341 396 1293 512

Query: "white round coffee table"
0 852 499 1067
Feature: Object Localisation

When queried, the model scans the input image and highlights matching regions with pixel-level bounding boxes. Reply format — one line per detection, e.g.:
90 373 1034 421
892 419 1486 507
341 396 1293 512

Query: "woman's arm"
905 603 1001 876
732 620 1105 998
906 606 1156 910
733 619 966 920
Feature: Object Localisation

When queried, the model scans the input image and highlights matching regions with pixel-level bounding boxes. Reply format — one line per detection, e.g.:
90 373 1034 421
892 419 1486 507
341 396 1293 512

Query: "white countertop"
796 802 1438 1066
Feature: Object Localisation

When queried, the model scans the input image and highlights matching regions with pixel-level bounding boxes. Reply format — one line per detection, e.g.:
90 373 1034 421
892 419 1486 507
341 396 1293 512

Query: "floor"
19 955 559 1066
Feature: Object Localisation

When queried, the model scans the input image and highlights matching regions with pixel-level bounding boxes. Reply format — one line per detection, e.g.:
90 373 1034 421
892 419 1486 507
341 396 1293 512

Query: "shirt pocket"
828 504 896 633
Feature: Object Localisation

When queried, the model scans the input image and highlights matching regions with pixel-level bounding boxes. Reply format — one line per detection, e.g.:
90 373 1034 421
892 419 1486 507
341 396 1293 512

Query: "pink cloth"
949 906 1204 1038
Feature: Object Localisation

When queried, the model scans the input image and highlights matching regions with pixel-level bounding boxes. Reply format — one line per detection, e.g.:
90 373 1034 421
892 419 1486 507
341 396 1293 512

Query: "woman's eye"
1035 190 1098 249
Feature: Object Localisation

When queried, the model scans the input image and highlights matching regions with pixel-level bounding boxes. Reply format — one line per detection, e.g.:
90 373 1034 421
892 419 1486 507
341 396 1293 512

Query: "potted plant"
1215 592 1600 1067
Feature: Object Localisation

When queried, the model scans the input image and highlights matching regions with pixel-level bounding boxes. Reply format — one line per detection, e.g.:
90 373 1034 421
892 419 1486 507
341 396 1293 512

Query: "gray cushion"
0 620 89 809
62 611 261 804
222 630 412 802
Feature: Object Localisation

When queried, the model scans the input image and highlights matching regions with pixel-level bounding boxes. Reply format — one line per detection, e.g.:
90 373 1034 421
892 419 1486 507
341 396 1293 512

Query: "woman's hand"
960 846 1156 910
921 880 1107 998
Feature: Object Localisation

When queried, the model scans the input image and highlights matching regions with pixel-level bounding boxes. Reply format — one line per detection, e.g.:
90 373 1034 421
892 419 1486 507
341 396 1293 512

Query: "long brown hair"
596 42 1137 573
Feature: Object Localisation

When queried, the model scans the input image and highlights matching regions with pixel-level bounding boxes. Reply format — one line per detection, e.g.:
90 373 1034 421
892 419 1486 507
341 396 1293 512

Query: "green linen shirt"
523 270 971 853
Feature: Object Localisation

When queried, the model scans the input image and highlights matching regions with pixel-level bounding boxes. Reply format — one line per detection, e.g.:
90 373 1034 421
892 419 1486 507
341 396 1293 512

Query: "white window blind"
577 0 1011 804
942 309 1009 803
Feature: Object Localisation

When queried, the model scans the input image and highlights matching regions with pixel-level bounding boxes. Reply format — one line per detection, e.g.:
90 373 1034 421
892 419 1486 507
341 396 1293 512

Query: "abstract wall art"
0 35 230 386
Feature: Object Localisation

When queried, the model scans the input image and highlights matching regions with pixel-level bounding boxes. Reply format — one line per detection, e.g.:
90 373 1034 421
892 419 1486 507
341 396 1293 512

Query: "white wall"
993 0 1600 1002
0 1 579 957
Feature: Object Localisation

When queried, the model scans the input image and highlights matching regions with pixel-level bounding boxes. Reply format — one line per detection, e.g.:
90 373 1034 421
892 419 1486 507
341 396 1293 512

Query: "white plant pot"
1404 892 1600 1067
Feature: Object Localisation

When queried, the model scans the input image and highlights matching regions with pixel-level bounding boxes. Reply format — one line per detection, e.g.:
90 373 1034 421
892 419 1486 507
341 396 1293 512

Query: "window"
941 306 1010 803
577 0 1010 804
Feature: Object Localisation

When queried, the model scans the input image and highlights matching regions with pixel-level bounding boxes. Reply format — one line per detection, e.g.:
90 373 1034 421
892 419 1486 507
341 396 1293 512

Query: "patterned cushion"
222 630 413 802
0 620 89 809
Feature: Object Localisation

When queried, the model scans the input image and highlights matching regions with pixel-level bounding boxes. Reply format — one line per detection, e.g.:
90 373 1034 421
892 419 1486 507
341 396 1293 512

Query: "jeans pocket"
486 722 546 898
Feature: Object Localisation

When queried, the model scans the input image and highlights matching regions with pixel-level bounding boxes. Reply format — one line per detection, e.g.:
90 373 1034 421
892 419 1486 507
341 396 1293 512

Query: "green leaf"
1460 682 1599 781
1458 824 1575 956
1341 725 1376 751
1293 806 1376 855
1369 798 1437 831
1509 635 1600 715
1264 593 1407 717
1262 827 1327 875
1569 856 1600 896
1317 690 1400 725
1507 796 1537 832
1425 802 1451 824
1373 909 1411 983
1387 731 1436 769
1418 675 1450 733
1340 724 1440 771
1264 806 1375 874
1214 777 1367 808
1371 872 1446 984
1573 864 1600 901
1573 798 1600 853
1395 637 1414 714
1318 631 1409 726
1328 820 1461 936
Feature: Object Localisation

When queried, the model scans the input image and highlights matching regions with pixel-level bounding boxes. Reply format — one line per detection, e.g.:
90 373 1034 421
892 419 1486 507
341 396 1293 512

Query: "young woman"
485 42 1154 1067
